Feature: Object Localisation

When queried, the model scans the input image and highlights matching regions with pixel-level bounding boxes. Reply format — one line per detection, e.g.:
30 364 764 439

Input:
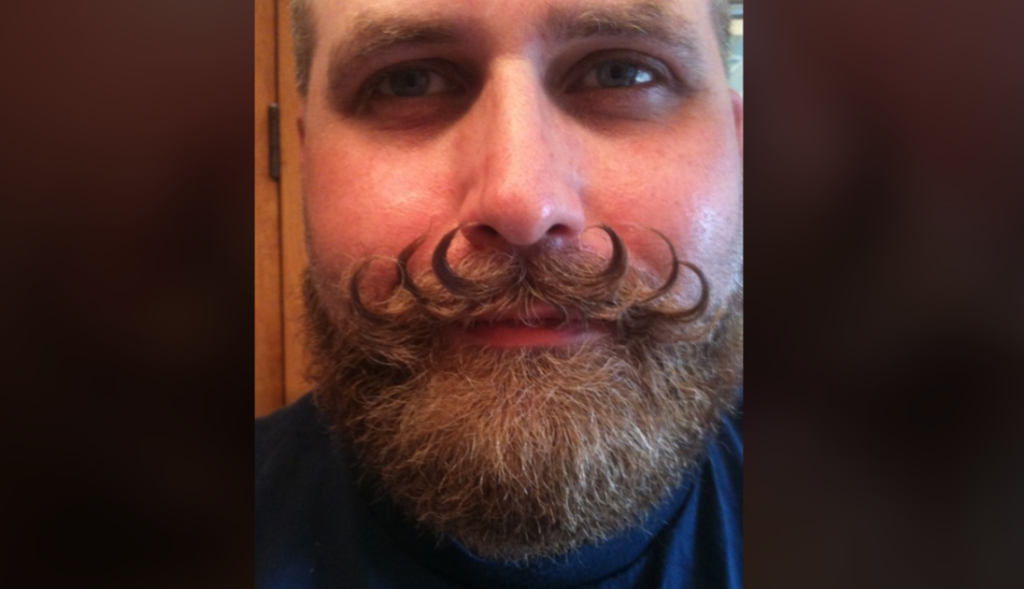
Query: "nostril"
541 224 582 248
461 220 584 250
461 223 509 250
547 223 574 238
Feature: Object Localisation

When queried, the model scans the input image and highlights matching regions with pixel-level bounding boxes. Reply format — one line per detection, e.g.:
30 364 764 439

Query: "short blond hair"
290 0 734 98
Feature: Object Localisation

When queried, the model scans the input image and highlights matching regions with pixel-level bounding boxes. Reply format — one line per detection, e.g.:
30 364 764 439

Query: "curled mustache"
345 224 711 337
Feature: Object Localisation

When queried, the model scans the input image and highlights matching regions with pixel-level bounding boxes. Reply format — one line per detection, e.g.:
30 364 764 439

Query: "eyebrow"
342 15 462 64
547 1 707 73
547 1 698 45
327 13 463 101
328 0 707 88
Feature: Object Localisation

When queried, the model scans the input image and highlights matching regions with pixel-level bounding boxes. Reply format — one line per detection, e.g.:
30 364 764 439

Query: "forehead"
311 0 717 51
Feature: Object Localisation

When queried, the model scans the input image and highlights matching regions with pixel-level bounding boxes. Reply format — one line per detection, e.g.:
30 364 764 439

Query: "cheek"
303 139 458 277
587 129 743 281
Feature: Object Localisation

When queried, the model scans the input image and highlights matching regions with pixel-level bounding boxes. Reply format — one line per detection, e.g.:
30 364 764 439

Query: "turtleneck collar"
358 465 699 589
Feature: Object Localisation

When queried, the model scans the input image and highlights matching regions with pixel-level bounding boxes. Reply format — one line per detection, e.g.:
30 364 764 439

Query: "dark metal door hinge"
268 103 281 182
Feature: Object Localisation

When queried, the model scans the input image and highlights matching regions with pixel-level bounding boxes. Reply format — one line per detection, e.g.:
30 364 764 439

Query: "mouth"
444 305 608 349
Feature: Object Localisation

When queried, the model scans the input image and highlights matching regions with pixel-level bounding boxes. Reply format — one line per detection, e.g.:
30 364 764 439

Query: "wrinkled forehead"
309 0 721 56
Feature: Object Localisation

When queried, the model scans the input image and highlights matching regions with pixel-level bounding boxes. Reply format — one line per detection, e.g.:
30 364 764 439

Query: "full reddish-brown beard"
306 227 743 562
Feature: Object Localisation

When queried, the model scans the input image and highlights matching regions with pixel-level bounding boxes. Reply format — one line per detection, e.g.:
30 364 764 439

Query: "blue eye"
377 68 452 98
582 60 656 89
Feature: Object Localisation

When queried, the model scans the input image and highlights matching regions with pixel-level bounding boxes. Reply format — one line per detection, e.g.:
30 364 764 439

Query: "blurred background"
742 1 1024 587
2 1 251 586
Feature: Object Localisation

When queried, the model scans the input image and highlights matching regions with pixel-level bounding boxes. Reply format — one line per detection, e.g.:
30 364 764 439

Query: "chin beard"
305 227 743 562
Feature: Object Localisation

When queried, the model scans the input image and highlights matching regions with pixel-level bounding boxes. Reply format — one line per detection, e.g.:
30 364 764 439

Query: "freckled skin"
300 0 743 320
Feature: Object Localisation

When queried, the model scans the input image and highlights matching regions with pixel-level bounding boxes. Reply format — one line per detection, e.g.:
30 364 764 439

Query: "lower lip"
445 320 607 349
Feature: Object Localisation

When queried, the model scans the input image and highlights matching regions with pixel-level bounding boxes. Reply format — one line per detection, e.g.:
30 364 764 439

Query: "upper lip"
474 304 578 326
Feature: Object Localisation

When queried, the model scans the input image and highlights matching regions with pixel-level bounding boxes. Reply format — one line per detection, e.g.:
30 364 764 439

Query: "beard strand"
305 232 743 562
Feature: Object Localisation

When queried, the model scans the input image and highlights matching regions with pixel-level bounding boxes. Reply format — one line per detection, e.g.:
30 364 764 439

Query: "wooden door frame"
255 0 283 417
255 0 310 417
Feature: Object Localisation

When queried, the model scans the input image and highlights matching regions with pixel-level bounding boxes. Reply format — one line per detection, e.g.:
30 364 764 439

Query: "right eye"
374 68 454 98
349 61 474 128
579 60 658 90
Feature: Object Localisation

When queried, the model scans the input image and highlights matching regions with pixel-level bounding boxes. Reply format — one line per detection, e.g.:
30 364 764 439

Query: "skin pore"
298 0 743 561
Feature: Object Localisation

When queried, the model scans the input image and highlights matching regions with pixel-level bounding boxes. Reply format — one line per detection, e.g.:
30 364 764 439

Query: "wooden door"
255 0 283 417
255 0 311 418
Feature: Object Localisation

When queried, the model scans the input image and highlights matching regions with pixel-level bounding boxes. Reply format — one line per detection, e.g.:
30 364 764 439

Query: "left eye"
376 68 453 98
579 60 656 89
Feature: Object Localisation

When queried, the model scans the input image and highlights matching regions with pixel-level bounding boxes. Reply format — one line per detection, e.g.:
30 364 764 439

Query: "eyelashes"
367 57 661 100
376 69 453 98
563 51 670 93
364 59 467 102
349 51 681 120
580 60 657 89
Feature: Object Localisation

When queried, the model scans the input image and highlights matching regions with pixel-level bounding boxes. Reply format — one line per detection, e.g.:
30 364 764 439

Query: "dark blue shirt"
256 395 742 588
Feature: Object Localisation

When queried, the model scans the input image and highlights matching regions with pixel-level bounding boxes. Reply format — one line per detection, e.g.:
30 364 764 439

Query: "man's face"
299 0 743 562
302 0 742 318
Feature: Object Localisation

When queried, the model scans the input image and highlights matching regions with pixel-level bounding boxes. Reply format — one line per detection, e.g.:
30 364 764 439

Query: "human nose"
455 60 585 250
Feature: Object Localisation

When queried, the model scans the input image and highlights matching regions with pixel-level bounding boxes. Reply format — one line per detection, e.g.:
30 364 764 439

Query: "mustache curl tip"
396 235 427 303
432 225 474 296
348 258 385 323
590 224 629 286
